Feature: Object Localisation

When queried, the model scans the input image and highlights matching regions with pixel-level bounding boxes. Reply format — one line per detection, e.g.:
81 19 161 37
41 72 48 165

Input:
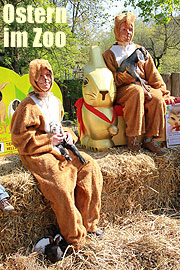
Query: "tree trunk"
161 73 171 93
171 72 180 97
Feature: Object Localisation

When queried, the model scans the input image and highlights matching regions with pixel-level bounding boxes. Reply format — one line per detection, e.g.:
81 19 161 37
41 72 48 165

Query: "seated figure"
103 12 175 154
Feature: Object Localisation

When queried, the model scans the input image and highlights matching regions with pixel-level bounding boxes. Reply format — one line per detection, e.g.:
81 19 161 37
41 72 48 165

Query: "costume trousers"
116 83 166 137
20 151 103 247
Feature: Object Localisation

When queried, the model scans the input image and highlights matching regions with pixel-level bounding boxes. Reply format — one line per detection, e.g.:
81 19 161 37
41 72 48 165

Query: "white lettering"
33 28 42 47
11 31 28 47
27 5 34 23
46 8 54 23
35 7 46 23
16 7 26 23
43 31 54 47
3 4 14 23
55 7 66 23
55 32 66 47
4 28 9 47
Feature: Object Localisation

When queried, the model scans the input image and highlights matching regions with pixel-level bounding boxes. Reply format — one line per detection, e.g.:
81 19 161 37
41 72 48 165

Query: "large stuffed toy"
75 46 125 151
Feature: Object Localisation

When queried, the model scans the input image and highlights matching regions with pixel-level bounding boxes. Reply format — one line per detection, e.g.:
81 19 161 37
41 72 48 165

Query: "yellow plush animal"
0 83 8 123
75 46 118 151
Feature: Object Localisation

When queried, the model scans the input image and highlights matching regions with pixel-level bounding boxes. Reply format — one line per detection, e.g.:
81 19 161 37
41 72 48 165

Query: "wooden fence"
57 72 180 119
161 72 180 97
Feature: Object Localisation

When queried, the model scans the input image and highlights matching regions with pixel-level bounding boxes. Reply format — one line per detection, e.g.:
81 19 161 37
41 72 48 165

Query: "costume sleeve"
144 53 171 100
103 48 135 87
10 98 53 155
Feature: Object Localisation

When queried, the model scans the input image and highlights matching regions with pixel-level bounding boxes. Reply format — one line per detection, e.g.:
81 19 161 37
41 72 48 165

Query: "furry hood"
114 12 136 42
29 59 54 93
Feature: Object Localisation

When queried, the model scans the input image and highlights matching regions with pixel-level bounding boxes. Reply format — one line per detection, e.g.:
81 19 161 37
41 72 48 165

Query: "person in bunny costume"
10 59 103 250
103 12 174 154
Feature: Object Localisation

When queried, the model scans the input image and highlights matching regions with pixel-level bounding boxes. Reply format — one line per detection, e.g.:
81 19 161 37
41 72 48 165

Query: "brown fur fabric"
103 45 172 138
10 59 103 248
114 12 136 42
29 59 53 93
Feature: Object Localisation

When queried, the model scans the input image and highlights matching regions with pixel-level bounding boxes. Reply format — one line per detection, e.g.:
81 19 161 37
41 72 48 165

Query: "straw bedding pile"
0 155 57 260
0 146 180 269
94 147 180 218
2 212 180 269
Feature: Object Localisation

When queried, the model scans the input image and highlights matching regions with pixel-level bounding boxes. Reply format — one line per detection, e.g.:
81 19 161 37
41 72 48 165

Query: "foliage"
56 79 82 119
0 0 81 77
124 0 180 24
100 17 180 71
53 0 111 34
133 18 180 69
0 0 115 79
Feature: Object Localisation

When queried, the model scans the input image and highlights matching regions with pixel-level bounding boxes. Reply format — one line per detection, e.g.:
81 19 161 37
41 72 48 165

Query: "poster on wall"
166 102 180 148
0 67 62 156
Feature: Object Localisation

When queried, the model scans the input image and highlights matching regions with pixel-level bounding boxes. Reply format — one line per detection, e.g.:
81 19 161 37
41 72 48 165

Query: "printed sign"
0 66 62 156
166 102 180 148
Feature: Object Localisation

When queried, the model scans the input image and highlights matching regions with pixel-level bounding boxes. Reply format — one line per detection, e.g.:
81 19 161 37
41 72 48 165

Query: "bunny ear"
85 45 106 74
0 82 9 91
49 237 54 244
55 236 62 245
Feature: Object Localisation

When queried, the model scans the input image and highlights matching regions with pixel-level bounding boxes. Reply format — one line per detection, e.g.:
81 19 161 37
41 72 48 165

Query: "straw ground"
0 146 180 269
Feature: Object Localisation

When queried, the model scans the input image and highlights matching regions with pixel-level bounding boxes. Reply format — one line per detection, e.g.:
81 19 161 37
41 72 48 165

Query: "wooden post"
171 72 180 97
161 73 171 93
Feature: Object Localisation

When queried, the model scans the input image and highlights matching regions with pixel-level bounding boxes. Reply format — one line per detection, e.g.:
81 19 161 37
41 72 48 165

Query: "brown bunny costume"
103 12 172 151
10 59 103 248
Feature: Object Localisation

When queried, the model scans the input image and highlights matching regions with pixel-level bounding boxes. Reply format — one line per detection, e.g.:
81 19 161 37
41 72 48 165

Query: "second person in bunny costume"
103 12 174 154
10 59 103 250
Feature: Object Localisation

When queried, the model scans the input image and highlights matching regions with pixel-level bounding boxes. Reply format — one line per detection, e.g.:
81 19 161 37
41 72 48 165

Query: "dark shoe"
127 136 141 152
142 139 166 155
88 230 103 239
0 199 14 212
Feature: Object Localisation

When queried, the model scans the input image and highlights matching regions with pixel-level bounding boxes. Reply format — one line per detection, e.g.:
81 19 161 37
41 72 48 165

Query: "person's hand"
64 131 74 145
166 98 175 105
52 133 65 146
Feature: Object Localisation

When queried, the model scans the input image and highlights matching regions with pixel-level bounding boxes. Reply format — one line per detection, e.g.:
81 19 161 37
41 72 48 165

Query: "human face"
36 68 52 92
119 22 133 43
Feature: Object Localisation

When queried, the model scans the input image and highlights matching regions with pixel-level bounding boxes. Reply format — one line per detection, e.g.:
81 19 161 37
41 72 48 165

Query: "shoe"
142 139 166 155
0 199 14 212
127 136 141 152
88 230 103 239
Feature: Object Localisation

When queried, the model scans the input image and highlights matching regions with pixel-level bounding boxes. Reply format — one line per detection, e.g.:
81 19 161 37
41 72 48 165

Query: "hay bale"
0 146 180 263
2 212 180 269
94 147 180 219
0 155 57 260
